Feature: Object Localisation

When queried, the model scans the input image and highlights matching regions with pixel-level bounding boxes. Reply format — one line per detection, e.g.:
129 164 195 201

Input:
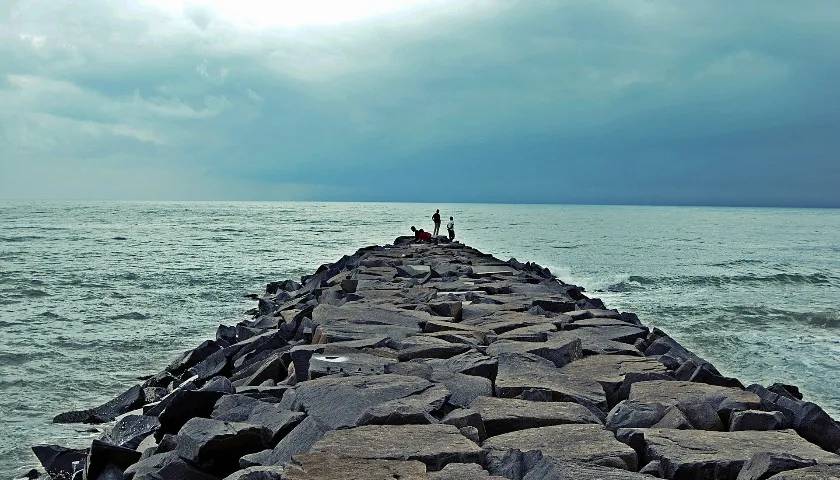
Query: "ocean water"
1 201 839 478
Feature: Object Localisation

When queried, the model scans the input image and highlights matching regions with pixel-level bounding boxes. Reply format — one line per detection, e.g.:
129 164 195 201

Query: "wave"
723 306 840 329
616 273 833 288
0 235 44 242
709 259 764 267
20 288 50 297
109 312 149 320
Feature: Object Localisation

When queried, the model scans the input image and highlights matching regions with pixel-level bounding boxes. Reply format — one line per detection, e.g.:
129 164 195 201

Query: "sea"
1 201 838 478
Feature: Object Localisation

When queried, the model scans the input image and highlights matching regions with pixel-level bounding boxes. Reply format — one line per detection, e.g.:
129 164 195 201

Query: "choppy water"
1 201 838 478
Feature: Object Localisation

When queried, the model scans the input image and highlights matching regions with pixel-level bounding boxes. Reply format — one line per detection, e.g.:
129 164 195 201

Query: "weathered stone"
283 452 427 480
212 395 305 442
521 457 659 480
166 340 222 375
311 304 425 342
617 428 840 480
736 452 817 480
730 410 787 431
431 371 494 408
130 453 219 480
470 396 598 436
221 465 286 480
310 424 484 471
430 462 507 479
358 385 450 425
605 400 667 430
241 416 332 467
32 444 87 480
397 341 472 361
766 465 840 479
630 380 761 416
177 417 272 475
494 353 607 411
441 409 487 442
748 384 840 454
428 301 463 320
85 439 142 480
292 374 433 429
486 335 582 368
104 415 160 449
54 385 145 424
483 424 637 470
428 350 498 380
153 389 227 436
653 406 694 429
495 323 556 342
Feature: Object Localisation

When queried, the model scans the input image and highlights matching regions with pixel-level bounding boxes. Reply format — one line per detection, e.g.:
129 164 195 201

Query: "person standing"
446 216 455 241
432 209 441 236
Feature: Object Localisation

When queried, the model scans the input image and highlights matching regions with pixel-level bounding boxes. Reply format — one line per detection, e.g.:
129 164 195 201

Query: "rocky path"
30 238 840 480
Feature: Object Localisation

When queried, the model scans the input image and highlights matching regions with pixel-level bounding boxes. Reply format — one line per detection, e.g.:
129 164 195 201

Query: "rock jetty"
30 238 840 480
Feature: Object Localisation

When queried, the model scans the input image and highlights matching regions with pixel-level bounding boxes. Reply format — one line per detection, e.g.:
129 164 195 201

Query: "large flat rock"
618 428 840 479
494 353 607 410
522 458 659 480
629 380 761 414
469 396 599 436
767 465 840 479
311 304 427 341
292 374 433 429
483 424 638 471
309 424 484 471
282 452 427 480
486 334 582 368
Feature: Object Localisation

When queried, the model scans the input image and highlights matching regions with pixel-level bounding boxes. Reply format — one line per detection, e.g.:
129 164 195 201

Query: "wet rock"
736 452 817 480
85 439 141 480
310 424 484 471
166 340 222 376
730 410 787 431
617 428 840 479
282 452 427 480
470 396 598 436
483 424 637 470
486 335 582 368
176 417 272 476
767 383 803 401
54 385 145 424
152 389 228 437
103 415 160 449
32 445 87 480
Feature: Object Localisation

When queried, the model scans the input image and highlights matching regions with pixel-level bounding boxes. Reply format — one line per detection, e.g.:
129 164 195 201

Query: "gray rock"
32 444 87 480
629 380 761 416
748 384 840 454
282 452 427 480
429 350 498 380
240 416 331 467
605 400 667 430
309 424 483 471
737 452 817 480
357 385 450 425
640 460 662 475
212 395 304 442
483 424 637 471
766 464 840 479
221 466 285 480
84 439 141 480
441 409 487 442
486 335 582 368
397 342 472 361
495 323 556 342
125 452 218 480
430 462 507 479
292 374 433 429
653 406 694 429
617 428 840 480
522 457 658 480
104 415 160 449
430 371 493 408
470 396 598 436
176 417 272 476
54 385 145 424
730 410 787 431
311 304 425 342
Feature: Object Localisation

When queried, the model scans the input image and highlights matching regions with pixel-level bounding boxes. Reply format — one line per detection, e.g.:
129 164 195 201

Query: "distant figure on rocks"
432 209 441 236
410 226 432 242
446 216 455 241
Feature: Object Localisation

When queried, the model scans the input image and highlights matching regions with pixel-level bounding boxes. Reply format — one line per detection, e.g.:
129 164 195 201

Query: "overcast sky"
2 1 839 206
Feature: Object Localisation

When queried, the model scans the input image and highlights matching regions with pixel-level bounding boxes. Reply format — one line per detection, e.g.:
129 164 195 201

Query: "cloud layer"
2 0 839 206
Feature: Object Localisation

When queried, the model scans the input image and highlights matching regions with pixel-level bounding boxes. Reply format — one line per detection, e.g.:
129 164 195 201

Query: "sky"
1 0 839 206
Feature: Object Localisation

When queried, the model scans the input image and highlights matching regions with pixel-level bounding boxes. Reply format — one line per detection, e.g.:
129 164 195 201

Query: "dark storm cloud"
1 0 839 206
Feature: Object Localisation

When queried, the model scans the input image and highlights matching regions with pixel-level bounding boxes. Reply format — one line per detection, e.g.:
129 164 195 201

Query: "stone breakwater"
29 238 840 480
